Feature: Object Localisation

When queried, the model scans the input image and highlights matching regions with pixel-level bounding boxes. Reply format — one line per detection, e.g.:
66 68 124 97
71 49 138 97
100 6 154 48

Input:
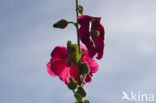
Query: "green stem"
76 0 80 48
75 0 81 86
68 21 76 25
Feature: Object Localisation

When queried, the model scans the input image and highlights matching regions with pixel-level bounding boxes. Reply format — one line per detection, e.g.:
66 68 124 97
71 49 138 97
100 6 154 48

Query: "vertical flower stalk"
75 0 82 86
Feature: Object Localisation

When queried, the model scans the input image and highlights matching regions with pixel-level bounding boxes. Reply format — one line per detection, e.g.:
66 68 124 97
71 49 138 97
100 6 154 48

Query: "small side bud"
76 87 87 97
78 5 84 15
53 19 68 29
68 77 77 90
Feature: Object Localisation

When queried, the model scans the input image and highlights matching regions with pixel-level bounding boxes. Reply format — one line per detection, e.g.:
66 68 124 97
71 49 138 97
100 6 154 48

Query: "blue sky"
0 0 156 103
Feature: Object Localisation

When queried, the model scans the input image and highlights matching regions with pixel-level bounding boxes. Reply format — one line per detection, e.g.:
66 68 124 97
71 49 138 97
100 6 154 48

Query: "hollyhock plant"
47 45 99 85
78 15 105 59
47 0 105 102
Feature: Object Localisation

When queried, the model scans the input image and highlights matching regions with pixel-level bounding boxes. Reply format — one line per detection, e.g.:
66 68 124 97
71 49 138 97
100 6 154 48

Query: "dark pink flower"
78 15 105 59
47 45 99 85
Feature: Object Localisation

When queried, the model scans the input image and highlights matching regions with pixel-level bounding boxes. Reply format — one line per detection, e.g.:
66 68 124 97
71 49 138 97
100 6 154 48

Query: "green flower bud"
67 41 74 54
78 5 84 15
76 87 87 97
68 77 77 90
80 62 89 75
53 19 68 29
67 41 82 65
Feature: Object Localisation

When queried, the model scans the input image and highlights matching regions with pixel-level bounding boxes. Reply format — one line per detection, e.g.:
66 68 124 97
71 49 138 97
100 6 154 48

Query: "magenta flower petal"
92 17 105 59
59 66 70 84
78 16 97 58
51 46 68 59
85 73 93 82
78 15 105 59
86 57 99 73
50 59 67 76
70 66 78 81
81 49 99 73
47 59 57 77
47 58 71 84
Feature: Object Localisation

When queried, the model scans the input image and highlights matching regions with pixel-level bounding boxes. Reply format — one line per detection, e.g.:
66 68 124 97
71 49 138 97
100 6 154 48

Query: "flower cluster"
47 1 105 102
47 15 105 85
47 45 99 85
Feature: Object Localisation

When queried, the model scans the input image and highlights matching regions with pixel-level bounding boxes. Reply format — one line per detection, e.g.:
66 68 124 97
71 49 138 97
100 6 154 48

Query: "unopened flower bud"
78 5 84 15
53 19 68 29
76 87 87 97
68 77 77 90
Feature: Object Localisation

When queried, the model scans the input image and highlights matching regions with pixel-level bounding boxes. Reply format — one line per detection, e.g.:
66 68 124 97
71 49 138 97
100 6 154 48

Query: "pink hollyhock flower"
78 15 105 59
47 45 98 85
